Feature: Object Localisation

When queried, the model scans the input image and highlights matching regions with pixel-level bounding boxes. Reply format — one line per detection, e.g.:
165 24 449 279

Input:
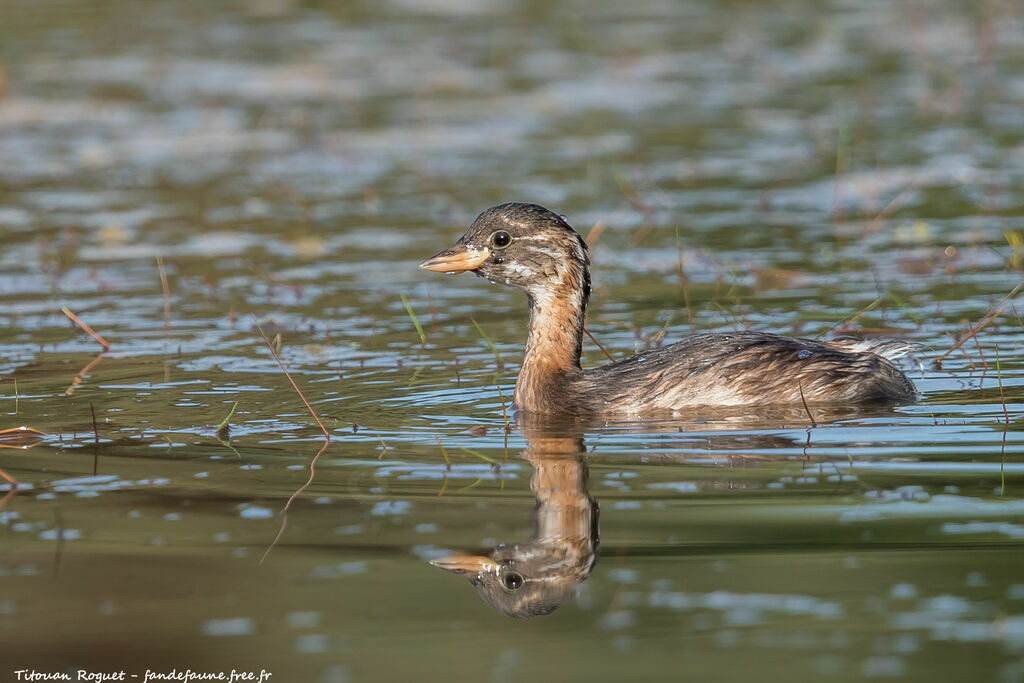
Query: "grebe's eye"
502 571 524 591
490 231 512 249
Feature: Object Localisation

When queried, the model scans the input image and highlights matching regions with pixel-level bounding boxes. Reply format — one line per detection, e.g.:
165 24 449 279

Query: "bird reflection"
431 419 597 618
431 402 900 617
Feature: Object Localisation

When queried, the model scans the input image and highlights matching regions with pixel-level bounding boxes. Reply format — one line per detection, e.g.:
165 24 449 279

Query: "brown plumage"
420 202 916 416
431 431 597 618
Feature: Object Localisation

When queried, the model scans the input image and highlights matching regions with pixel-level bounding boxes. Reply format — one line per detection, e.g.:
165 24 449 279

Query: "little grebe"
420 203 916 415
431 430 597 618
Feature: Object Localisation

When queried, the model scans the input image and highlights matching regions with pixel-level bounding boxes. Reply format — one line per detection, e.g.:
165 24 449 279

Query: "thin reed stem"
583 327 614 361
471 317 503 368
156 255 171 332
936 279 1024 366
400 294 426 346
61 306 111 351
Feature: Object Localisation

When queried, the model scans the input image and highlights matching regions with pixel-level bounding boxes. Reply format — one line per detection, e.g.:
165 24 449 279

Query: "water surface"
1 0 1023 681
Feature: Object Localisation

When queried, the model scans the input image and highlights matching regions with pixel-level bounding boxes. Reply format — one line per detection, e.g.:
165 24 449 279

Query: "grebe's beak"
419 244 490 274
430 553 499 577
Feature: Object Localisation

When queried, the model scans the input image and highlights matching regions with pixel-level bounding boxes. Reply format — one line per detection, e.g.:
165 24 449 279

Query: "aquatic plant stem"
0 426 46 443
886 290 922 325
90 401 100 476
61 306 111 351
0 432 37 508
459 446 497 464
435 435 450 466
935 279 1024 366
260 441 328 566
584 220 607 247
216 401 238 439
675 226 695 334
400 294 426 346
996 349 1008 496
797 381 818 428
156 255 171 332
828 296 884 335
470 317 503 368
456 478 483 493
583 327 615 361
65 353 104 397
496 384 511 433
0 466 17 486
255 319 331 565
861 176 926 240
255 321 330 442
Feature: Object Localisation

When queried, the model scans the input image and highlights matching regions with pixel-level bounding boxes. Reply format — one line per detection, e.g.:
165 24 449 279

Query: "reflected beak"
430 553 498 577
419 244 491 274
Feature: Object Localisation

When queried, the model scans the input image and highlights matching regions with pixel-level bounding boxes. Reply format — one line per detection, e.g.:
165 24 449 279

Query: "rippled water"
1 0 1023 681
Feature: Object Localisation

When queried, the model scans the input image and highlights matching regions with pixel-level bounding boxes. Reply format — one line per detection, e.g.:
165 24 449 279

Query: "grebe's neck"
524 435 594 543
514 257 590 412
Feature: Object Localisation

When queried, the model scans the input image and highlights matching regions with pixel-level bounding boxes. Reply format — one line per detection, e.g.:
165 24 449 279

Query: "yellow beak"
419 244 491 274
430 553 499 576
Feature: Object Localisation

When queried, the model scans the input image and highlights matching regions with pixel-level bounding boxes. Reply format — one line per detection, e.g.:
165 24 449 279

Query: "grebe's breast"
573 331 915 413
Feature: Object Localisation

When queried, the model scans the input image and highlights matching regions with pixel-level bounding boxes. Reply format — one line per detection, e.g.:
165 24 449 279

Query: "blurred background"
1 0 1023 681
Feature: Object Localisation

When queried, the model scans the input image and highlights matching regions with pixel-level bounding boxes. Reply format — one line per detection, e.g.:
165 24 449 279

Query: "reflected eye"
490 231 512 249
502 572 524 591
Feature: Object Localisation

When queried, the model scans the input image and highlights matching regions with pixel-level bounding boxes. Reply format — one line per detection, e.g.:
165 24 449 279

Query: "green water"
1 0 1023 681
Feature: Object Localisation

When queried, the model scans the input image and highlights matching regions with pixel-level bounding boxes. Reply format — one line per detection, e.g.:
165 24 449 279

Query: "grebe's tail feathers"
827 338 916 362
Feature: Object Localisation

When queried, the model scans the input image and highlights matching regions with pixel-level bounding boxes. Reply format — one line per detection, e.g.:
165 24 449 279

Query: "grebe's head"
430 540 590 618
419 203 590 304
